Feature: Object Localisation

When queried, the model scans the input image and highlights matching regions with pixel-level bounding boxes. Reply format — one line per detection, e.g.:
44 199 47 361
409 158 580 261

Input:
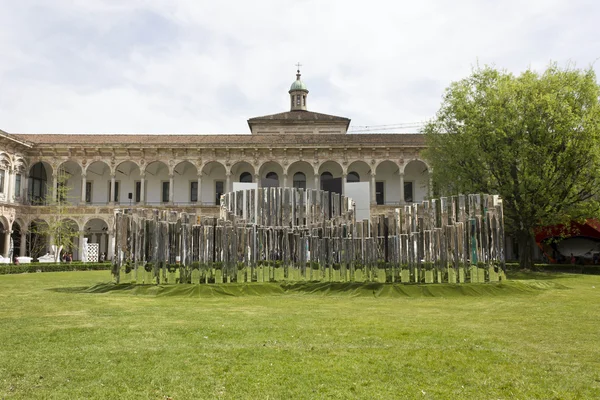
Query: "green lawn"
1 272 599 399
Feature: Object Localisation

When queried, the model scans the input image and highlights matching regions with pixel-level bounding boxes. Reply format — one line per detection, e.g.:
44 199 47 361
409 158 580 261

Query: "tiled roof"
10 133 425 147
247 110 350 123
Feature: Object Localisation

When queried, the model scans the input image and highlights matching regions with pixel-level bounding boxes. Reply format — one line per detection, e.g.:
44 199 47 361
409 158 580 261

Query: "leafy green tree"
423 64 600 268
29 170 80 262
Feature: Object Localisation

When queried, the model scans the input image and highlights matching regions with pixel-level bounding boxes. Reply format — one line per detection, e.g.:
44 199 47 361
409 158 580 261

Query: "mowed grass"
1 272 599 399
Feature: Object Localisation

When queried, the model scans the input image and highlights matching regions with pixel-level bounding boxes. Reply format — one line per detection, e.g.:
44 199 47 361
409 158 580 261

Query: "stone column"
78 231 85 261
399 172 405 205
20 230 27 257
3 229 12 258
109 174 116 205
370 171 376 204
140 173 146 205
255 174 261 189
314 175 319 190
283 174 288 188
52 173 58 203
5 168 12 203
197 175 202 204
169 174 174 203
107 230 114 261
80 173 87 204
226 173 231 193
48 233 55 255
342 173 347 196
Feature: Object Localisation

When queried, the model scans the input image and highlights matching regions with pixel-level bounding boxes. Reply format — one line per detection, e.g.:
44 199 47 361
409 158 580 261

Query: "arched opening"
86 161 111 204
347 171 360 183
145 161 170 205
318 161 343 194
55 218 80 260
293 172 306 189
375 160 401 205
173 161 198 204
57 161 83 205
240 172 252 183
258 161 283 189
84 218 109 262
201 161 227 205
403 159 430 203
287 161 315 189
265 172 279 188
28 162 51 205
27 220 49 260
11 221 22 259
115 161 142 205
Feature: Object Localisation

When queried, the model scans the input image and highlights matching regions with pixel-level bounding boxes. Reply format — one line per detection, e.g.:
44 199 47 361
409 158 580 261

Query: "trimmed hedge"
0 262 112 275
505 262 600 275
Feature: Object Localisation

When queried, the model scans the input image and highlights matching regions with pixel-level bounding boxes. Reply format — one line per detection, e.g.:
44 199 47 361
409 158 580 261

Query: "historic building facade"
0 70 429 261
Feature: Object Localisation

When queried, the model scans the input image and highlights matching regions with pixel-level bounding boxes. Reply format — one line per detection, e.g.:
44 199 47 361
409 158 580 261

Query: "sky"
0 0 598 134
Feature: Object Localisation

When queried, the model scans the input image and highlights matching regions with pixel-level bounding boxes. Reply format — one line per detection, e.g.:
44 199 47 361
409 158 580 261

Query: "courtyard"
1 271 599 399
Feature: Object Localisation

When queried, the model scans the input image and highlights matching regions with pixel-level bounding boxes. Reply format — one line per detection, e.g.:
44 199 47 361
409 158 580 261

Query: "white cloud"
0 0 598 133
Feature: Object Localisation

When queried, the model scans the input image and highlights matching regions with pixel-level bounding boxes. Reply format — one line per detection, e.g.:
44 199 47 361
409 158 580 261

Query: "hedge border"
0 262 112 275
505 262 600 275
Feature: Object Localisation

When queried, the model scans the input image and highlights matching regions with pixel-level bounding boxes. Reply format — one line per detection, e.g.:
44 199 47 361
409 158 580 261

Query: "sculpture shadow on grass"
47 280 569 298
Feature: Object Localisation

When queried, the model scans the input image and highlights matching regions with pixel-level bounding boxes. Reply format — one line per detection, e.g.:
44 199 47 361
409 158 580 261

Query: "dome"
289 79 308 92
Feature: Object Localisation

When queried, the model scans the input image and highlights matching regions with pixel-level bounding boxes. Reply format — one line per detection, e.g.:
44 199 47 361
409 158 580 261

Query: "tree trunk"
518 229 534 269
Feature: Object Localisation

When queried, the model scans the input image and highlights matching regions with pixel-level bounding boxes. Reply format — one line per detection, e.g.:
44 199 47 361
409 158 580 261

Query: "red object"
535 219 600 262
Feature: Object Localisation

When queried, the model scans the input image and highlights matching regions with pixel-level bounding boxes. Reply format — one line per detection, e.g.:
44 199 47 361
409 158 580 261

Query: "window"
376 181 384 205
320 172 333 190
240 172 252 183
108 181 120 203
293 172 306 189
162 181 170 203
28 162 48 204
296 95 301 106
0 170 4 193
303 95 306 106
347 171 360 183
85 181 92 203
14 174 21 198
264 172 279 188
135 181 141 203
404 181 414 203
215 181 224 205
190 181 198 203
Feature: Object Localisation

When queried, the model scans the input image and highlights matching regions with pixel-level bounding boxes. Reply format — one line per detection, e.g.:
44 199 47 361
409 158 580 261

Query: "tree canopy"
423 64 600 267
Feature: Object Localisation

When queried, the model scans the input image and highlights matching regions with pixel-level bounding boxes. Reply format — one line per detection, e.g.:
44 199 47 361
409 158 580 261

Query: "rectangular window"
376 181 384 205
14 174 21 198
404 182 414 203
190 181 198 203
85 181 92 203
0 170 4 193
108 181 120 203
162 181 170 203
215 181 224 205
135 181 141 203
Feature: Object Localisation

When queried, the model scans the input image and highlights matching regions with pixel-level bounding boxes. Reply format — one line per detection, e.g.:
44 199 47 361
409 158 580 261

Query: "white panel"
346 182 370 221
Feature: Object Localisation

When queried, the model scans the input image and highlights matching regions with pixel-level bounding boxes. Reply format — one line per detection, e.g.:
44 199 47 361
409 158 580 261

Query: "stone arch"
374 160 402 205
84 160 110 175
285 160 315 189
57 160 83 204
201 161 227 205
402 159 430 203
144 161 170 205
346 160 371 182
83 217 110 259
28 161 53 204
27 219 50 259
258 161 284 187
84 160 112 204
317 160 343 177
114 160 142 204
231 161 255 183
173 161 198 204
400 158 430 174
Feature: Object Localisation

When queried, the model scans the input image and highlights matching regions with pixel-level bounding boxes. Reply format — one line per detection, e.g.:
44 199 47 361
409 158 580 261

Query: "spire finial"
295 62 302 79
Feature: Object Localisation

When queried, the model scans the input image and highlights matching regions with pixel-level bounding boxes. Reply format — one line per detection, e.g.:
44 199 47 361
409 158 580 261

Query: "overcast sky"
0 0 598 134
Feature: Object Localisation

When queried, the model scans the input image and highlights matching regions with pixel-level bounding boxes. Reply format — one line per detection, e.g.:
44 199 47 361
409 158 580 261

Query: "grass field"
1 271 599 399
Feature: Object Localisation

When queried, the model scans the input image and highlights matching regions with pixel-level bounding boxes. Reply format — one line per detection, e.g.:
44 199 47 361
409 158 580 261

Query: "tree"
423 64 600 268
29 169 80 262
